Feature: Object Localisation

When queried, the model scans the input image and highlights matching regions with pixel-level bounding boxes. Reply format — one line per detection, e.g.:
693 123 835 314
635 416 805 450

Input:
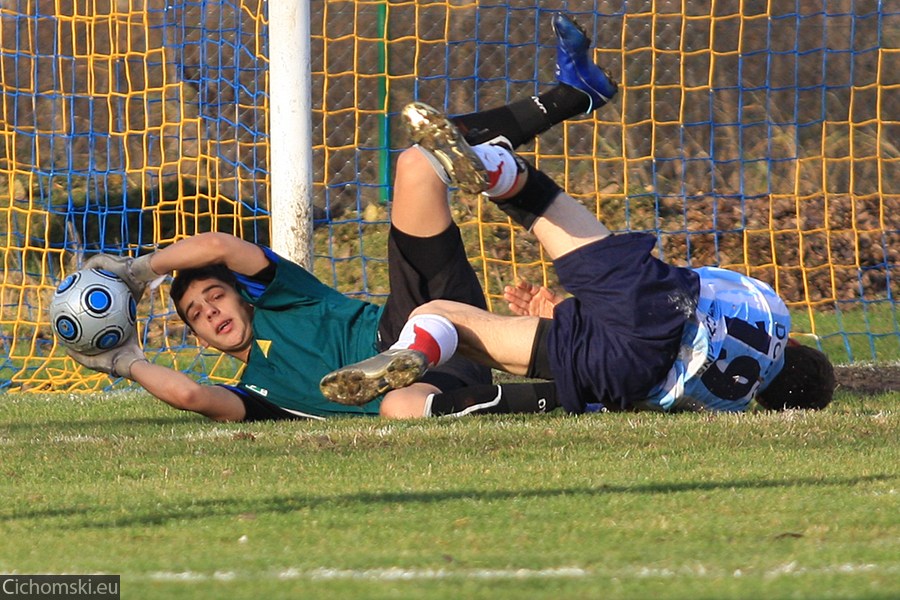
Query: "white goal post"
268 0 314 268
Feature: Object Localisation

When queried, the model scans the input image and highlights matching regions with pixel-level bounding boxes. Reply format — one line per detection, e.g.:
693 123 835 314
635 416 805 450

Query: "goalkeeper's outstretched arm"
129 360 247 422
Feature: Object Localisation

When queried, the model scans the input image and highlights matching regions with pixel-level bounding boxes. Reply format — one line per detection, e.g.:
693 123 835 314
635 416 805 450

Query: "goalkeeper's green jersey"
222 247 385 418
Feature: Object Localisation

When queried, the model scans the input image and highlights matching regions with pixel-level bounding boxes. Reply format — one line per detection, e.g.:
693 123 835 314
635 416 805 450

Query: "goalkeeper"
65 14 618 421
322 102 837 414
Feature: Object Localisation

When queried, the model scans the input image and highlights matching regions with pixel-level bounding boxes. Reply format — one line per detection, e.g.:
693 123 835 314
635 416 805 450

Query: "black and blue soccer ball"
50 268 137 355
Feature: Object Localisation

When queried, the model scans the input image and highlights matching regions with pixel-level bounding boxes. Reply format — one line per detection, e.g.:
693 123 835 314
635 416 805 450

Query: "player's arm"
84 232 274 299
67 340 247 422
129 360 247 422
145 232 271 278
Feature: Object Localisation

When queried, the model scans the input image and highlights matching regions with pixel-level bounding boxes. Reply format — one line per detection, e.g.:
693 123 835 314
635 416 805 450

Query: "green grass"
1 391 898 599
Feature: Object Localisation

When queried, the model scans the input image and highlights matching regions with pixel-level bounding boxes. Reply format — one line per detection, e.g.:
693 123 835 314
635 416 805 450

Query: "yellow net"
0 1 897 391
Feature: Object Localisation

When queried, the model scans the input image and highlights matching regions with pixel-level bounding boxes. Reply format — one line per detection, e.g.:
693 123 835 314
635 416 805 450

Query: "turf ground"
1 387 897 599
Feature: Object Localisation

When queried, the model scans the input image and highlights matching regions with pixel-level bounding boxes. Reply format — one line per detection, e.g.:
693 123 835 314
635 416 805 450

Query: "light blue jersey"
642 267 790 412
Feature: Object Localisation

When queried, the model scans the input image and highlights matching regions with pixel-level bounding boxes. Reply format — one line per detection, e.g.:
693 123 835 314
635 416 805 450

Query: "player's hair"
755 344 836 410
170 264 239 326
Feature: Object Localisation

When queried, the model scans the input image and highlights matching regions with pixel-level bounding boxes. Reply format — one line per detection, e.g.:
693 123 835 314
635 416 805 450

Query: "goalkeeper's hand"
83 254 159 300
66 334 147 380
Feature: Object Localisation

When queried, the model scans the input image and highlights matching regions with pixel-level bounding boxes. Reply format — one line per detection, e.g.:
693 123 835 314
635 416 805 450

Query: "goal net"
0 1 897 391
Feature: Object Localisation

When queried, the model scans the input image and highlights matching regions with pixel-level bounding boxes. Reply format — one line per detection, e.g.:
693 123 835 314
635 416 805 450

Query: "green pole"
377 1 390 204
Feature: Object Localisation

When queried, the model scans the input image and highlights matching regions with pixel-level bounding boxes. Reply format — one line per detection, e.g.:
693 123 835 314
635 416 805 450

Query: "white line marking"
139 563 899 583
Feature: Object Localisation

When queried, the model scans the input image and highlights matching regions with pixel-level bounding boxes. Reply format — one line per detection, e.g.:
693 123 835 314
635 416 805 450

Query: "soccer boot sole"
320 348 429 406
402 101 489 194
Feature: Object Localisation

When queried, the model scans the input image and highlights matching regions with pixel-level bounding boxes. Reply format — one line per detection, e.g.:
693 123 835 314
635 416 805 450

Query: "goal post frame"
268 0 314 268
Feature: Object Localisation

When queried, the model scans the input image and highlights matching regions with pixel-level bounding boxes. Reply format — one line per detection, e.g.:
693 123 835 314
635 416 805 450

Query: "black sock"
493 161 563 230
452 85 590 148
428 382 559 416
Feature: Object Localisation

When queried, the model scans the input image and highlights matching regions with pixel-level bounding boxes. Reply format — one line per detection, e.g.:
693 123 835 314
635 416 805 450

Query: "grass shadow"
7 473 894 530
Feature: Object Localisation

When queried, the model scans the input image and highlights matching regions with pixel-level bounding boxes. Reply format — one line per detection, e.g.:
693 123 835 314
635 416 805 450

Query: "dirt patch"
835 364 900 394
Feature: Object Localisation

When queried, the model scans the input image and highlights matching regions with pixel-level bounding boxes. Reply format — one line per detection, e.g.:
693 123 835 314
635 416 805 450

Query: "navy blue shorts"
546 233 700 412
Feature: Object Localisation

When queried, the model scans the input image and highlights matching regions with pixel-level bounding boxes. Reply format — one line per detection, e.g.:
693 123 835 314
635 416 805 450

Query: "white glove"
66 334 147 379
83 254 159 300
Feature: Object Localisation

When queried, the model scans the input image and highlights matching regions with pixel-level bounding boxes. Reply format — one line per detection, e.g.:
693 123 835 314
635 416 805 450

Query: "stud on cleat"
552 13 618 113
402 102 491 194
320 348 429 406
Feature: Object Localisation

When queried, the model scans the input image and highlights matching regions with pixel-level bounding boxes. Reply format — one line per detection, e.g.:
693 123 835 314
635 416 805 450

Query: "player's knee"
409 299 453 319
396 146 427 173
379 387 430 419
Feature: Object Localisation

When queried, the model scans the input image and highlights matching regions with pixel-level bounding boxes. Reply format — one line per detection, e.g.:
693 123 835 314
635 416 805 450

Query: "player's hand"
83 254 158 300
66 334 147 379
503 280 563 318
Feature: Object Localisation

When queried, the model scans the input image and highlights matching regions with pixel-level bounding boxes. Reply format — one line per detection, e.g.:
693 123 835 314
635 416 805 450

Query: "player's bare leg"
389 145 454 237
497 187 611 261
407 300 540 376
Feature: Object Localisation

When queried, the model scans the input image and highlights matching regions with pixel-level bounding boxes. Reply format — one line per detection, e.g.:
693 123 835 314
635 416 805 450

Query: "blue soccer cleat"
553 13 618 113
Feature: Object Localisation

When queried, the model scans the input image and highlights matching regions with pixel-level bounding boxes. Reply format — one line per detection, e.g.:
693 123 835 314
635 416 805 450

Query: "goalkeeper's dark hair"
755 343 836 410
170 264 239 325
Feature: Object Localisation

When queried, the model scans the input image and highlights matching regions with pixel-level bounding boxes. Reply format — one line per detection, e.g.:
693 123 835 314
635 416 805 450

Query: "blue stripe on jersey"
233 246 281 300
643 267 790 412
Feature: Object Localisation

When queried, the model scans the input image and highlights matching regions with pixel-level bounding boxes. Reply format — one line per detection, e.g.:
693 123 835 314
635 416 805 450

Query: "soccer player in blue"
63 14 621 421
322 102 836 414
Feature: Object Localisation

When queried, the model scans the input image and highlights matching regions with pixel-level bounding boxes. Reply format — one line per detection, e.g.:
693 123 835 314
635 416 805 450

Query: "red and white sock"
389 314 458 367
472 143 520 198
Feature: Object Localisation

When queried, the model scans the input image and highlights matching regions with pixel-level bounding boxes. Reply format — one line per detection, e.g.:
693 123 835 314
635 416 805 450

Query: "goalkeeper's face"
177 277 255 360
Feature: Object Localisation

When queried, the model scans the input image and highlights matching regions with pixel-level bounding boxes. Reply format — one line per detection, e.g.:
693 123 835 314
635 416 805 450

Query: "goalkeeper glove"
83 253 160 300
67 334 147 380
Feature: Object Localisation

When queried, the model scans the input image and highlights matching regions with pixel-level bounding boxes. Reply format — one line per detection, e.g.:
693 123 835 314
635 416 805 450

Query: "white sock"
422 393 436 417
472 144 519 198
389 314 458 367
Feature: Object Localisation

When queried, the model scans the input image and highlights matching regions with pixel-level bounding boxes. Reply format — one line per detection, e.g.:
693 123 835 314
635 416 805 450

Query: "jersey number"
700 318 770 401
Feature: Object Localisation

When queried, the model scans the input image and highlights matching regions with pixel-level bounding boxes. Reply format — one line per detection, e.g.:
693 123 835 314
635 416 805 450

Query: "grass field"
1 388 898 599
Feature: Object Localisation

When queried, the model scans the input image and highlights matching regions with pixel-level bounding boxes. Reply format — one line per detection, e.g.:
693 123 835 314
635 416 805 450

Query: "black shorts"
378 224 492 391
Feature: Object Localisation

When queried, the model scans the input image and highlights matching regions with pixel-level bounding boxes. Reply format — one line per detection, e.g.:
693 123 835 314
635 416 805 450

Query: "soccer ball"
50 268 137 355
